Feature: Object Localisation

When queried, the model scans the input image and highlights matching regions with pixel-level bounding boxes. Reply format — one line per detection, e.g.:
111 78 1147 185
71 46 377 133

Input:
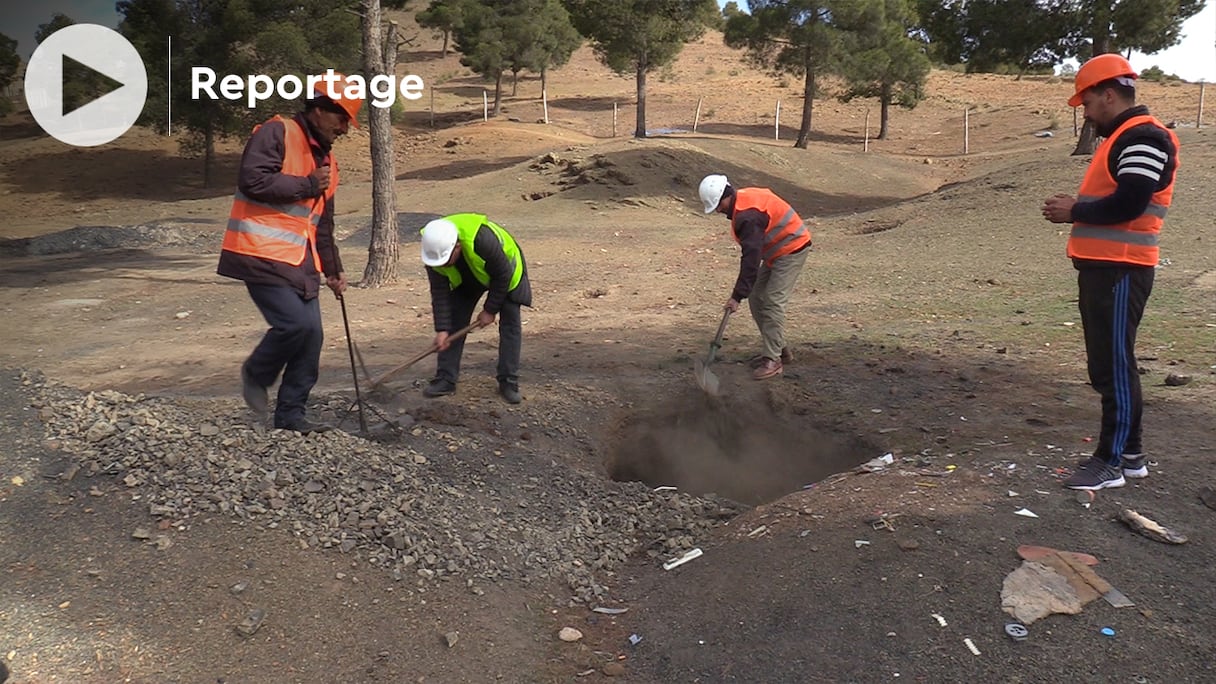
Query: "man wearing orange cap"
218 74 363 434
1041 54 1180 490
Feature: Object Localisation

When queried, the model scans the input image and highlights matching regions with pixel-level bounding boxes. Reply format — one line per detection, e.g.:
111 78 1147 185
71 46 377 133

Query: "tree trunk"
878 82 891 140
441 30 449 57
203 121 215 187
541 66 547 96
1072 40 1113 156
361 0 399 287
794 65 814 149
511 69 519 97
493 71 503 116
1072 120 1098 155
634 63 647 138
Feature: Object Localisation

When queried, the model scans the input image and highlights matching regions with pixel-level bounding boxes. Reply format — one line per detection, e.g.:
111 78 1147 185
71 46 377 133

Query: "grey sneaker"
1064 457 1126 490
1122 453 1148 479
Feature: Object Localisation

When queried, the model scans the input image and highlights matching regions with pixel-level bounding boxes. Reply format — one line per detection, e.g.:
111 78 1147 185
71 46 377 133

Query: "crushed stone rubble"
29 378 740 602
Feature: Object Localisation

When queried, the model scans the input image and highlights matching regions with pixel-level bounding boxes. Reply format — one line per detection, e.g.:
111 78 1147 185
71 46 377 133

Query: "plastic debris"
1007 490 1019 497
1076 490 1095 509
653 485 677 493
860 453 895 472
1100 627 1116 637
854 540 871 548
592 606 629 615
1014 508 1039 518
662 547 703 570
1005 623 1029 641
931 613 947 627
1034 131 1054 138
628 634 643 646
963 638 981 656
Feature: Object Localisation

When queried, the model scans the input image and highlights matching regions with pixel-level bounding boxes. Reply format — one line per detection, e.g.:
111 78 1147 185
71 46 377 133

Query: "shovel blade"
694 358 720 396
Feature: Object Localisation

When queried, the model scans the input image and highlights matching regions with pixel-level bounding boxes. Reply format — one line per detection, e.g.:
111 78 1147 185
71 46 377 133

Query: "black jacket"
427 223 532 331
216 113 343 298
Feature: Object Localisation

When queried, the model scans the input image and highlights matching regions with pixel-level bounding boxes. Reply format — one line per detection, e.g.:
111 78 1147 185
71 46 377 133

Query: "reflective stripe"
1070 224 1160 246
226 218 310 246
771 208 795 234
234 190 315 218
763 224 811 262
1073 195 1167 218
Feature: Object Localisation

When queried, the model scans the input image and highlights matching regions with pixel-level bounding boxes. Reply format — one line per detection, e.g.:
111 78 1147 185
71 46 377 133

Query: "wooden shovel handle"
369 321 483 389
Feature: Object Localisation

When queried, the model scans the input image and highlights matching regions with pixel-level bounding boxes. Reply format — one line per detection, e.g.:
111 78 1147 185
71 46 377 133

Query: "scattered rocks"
235 608 266 637
444 631 459 648
602 662 626 677
1164 373 1192 386
558 627 584 642
35 385 738 603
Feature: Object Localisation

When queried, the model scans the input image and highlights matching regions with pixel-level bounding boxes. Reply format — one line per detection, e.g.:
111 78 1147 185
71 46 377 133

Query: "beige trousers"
748 247 809 360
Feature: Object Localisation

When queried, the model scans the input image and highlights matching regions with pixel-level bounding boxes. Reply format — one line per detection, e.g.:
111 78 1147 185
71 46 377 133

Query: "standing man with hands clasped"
1041 54 1180 491
218 74 363 434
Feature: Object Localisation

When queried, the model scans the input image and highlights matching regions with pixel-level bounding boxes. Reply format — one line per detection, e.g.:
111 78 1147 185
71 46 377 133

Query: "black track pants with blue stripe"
1077 265 1154 466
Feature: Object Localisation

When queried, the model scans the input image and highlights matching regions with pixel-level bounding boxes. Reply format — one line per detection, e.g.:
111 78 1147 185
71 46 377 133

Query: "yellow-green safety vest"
431 213 524 291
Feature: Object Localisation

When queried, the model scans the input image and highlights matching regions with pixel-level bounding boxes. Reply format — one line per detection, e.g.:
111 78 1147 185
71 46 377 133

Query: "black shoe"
241 364 268 416
274 418 333 435
499 381 521 404
423 378 457 398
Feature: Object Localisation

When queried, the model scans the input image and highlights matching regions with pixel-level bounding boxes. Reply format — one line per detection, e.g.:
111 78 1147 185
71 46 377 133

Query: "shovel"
694 308 732 396
369 320 483 390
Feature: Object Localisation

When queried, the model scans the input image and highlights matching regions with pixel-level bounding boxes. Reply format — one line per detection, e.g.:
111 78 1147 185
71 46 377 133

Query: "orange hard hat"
311 71 363 127
1069 54 1137 107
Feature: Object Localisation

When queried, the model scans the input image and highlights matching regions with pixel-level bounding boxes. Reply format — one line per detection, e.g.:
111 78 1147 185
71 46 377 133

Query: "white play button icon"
23 24 149 147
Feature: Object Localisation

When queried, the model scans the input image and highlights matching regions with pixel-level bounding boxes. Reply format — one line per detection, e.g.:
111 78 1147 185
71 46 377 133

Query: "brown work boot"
753 358 783 380
749 347 793 368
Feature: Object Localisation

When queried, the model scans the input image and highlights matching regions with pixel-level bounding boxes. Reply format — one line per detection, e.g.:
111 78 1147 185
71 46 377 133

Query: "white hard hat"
699 174 729 213
420 218 458 266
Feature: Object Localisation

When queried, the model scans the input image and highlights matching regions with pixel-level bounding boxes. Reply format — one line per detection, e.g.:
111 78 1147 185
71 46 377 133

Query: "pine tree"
835 0 930 140
565 0 718 138
724 0 845 149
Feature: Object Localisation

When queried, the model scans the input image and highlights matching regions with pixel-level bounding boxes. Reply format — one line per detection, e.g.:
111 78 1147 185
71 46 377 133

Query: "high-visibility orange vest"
1068 114 1178 267
731 188 811 266
221 115 336 270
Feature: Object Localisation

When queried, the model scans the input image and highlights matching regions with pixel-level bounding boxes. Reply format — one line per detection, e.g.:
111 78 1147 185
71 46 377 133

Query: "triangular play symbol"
61 53 125 117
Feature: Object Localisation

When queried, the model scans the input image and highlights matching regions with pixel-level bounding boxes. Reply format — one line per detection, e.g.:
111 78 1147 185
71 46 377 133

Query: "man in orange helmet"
218 73 363 434
1041 54 1180 490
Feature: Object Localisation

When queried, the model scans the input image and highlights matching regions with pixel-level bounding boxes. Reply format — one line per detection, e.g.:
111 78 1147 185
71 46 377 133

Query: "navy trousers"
243 283 323 426
1077 266 1154 465
434 289 522 386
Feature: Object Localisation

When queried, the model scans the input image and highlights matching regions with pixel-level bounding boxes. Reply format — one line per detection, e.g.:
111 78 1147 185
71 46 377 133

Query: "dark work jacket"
726 205 768 301
216 112 343 299
426 224 532 332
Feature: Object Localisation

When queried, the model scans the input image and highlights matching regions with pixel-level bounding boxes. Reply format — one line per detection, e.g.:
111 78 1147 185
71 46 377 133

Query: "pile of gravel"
0 222 218 257
31 380 740 602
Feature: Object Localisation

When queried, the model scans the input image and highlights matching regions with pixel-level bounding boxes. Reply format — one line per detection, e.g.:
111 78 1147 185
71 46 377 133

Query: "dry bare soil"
2 22 1216 684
